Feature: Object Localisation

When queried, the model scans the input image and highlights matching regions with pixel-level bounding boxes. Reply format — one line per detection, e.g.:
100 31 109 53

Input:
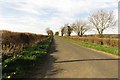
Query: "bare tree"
61 27 66 36
46 28 53 36
89 10 116 37
64 24 73 36
55 32 59 36
72 20 89 37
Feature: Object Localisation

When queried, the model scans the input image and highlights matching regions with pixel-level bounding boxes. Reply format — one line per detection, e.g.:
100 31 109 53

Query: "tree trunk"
77 32 80 36
68 32 71 36
68 33 70 36
79 32 83 37
61 33 63 36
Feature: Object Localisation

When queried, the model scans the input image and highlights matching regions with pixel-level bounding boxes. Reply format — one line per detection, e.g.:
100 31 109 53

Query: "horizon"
0 29 120 36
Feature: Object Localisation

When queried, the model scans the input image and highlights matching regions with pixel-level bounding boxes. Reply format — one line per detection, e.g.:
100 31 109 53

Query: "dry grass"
1 30 48 56
64 36 118 48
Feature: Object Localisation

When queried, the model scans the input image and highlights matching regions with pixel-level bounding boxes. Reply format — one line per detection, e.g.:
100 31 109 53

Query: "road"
31 37 119 78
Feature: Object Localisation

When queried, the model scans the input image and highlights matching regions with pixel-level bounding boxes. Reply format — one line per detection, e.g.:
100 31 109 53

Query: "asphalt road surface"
32 37 119 78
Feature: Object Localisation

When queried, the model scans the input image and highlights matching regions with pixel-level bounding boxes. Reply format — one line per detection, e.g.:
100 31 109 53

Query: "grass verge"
2 37 53 79
59 37 119 56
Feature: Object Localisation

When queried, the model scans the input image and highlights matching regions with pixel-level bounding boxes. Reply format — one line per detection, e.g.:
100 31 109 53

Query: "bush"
1 30 48 59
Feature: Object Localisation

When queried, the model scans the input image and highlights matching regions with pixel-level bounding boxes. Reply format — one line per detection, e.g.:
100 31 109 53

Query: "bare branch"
72 20 89 37
89 10 116 37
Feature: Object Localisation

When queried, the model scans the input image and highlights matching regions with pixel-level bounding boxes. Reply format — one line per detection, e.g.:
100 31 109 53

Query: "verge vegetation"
1 30 53 79
60 36 119 56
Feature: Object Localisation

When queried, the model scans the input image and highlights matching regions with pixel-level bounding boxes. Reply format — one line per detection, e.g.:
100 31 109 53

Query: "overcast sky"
0 0 119 35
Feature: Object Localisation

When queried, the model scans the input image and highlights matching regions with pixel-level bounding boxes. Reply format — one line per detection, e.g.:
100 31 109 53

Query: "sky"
0 0 119 35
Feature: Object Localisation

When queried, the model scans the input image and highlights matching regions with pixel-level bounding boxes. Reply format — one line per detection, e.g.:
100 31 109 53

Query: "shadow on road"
55 58 120 63
49 37 58 53
32 37 64 78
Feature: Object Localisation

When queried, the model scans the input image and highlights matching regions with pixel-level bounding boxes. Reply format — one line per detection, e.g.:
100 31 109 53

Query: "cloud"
0 0 118 34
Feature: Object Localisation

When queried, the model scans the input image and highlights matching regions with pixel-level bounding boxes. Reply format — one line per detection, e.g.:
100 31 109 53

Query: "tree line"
59 10 116 37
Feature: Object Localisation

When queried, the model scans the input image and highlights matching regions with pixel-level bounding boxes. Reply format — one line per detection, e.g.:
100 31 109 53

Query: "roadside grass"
2 37 52 79
59 37 119 56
